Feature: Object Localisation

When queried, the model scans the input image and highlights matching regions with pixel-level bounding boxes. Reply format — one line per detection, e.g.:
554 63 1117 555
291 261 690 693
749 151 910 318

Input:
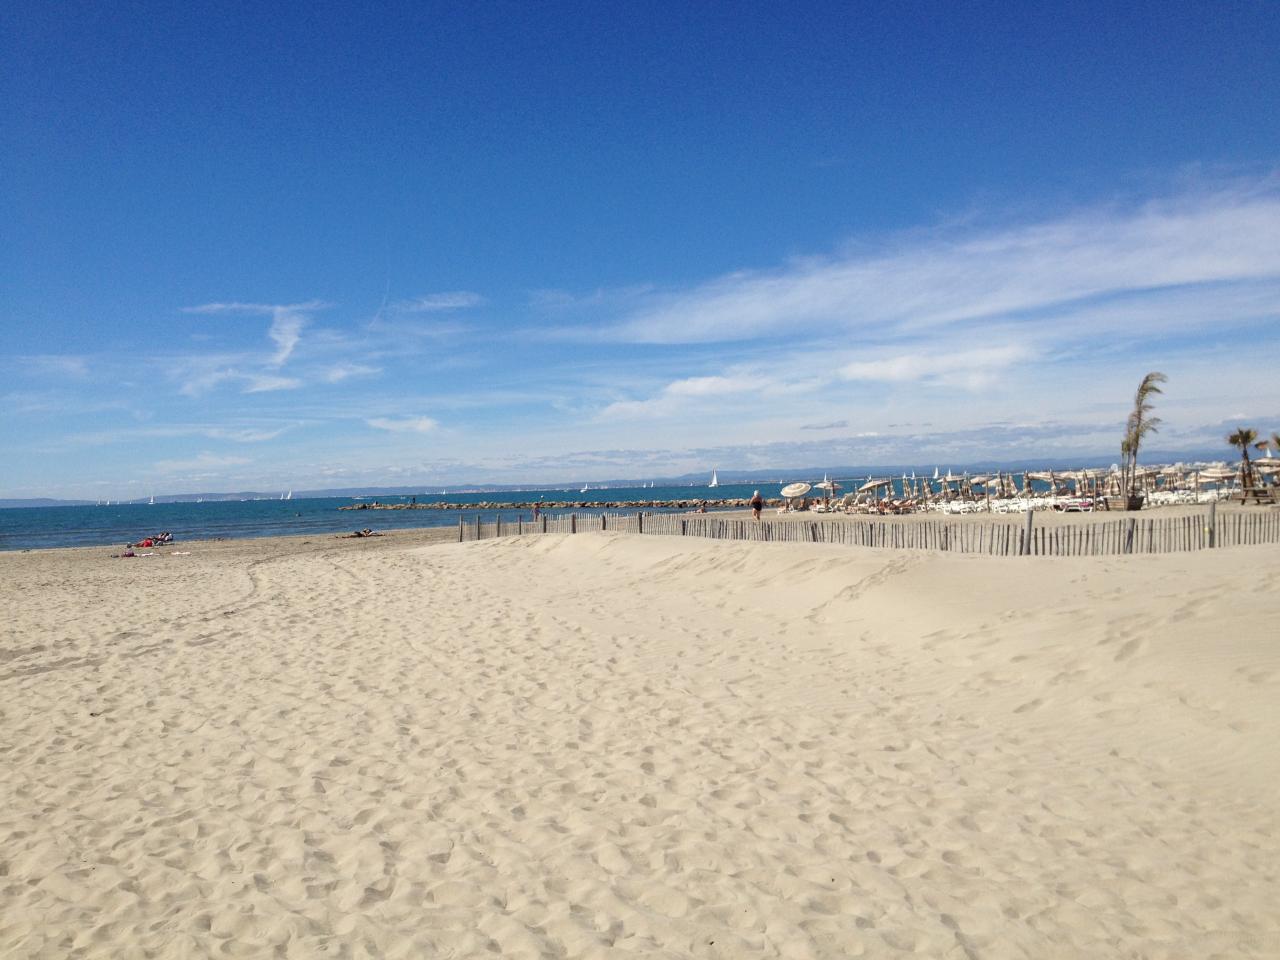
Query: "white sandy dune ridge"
1 532 1278 959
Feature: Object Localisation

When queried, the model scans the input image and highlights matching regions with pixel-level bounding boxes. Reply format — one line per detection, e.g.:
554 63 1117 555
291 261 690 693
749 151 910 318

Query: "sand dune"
2 532 1277 958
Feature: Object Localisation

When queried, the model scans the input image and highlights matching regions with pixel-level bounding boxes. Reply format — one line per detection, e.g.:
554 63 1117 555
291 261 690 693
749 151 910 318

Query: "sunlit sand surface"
2 532 1277 958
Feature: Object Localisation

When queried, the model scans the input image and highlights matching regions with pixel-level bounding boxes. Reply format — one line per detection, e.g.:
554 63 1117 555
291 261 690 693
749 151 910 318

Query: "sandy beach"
2 529 1278 958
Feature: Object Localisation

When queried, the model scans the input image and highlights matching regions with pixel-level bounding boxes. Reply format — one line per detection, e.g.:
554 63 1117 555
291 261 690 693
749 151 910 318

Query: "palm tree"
1120 372 1167 507
1228 427 1258 489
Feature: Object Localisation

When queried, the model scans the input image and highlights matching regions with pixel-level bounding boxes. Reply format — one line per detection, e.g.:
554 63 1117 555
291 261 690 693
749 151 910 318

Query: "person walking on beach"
750 489 763 520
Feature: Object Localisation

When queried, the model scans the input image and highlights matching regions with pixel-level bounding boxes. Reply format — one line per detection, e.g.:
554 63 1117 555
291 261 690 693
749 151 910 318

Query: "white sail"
708 469 719 488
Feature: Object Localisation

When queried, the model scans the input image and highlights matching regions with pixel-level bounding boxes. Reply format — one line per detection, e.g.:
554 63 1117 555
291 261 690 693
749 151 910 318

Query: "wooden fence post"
542 514 548 533
1022 511 1034 555
571 514 577 534
1125 517 1136 554
458 515 464 542
475 514 481 540
1208 501 1217 548
496 515 502 538
638 512 644 534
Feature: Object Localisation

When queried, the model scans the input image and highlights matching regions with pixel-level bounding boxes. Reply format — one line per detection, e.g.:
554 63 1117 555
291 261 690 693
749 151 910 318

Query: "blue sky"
3 1 1279 498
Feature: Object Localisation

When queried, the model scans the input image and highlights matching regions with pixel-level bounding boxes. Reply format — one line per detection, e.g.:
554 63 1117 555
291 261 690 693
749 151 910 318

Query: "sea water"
0 483 769 551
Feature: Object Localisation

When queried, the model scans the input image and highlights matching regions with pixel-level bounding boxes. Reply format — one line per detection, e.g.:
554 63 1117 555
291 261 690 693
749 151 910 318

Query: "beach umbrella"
815 478 842 494
780 481 812 499
858 477 890 492
1197 466 1235 483
1253 457 1279 481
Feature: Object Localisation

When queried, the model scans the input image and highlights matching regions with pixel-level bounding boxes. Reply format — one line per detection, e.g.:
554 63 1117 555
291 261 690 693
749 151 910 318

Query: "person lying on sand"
338 528 381 538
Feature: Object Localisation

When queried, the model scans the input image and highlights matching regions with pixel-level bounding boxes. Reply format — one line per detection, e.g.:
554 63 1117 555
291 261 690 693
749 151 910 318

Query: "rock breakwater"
339 498 773 512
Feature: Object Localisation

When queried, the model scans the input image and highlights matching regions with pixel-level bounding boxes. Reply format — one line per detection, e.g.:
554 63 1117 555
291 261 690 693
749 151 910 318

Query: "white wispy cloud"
366 416 439 433
176 366 301 396
61 423 290 446
182 300 328 366
243 374 303 393
203 426 289 443
267 311 307 365
598 373 774 421
839 345 1033 389
394 292 485 312
178 367 239 397
599 182 1280 345
322 362 381 383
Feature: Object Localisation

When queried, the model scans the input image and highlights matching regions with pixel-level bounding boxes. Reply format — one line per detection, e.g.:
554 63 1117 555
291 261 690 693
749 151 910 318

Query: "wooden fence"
457 502 1280 556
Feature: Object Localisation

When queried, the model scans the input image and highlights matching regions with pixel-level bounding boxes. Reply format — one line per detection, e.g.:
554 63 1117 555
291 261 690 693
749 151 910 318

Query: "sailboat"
149 495 155 505
581 483 590 493
281 490 292 501
708 469 719 488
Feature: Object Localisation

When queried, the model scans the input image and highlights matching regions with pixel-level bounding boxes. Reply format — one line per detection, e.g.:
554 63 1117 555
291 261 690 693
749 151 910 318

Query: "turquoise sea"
0 482 775 551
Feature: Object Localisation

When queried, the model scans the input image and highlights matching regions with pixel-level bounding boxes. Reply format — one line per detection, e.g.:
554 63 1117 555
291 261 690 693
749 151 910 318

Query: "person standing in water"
750 489 763 520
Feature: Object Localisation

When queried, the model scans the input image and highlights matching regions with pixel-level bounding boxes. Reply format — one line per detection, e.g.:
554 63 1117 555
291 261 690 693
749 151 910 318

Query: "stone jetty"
339 498 775 512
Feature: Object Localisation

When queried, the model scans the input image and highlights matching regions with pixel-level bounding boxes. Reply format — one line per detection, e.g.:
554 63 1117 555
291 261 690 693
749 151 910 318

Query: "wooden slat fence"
457 503 1280 556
